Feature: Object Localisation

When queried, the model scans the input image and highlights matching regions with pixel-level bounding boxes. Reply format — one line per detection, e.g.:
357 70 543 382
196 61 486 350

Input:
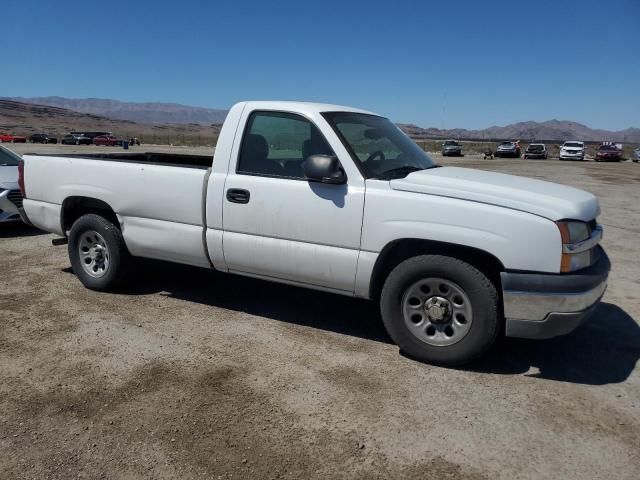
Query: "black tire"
68 214 129 291
380 255 499 366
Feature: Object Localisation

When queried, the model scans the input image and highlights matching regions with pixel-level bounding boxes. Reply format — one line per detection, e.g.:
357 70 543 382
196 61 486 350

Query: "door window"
237 111 335 179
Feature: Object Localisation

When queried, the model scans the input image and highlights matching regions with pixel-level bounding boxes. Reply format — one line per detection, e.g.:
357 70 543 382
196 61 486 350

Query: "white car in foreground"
18 101 610 366
560 141 586 161
0 145 24 223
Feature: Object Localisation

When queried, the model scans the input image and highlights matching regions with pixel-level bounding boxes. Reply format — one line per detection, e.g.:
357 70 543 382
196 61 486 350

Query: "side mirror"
303 155 346 185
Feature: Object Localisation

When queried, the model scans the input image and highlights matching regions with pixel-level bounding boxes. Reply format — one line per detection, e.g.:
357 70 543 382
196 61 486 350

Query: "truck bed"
25 152 212 169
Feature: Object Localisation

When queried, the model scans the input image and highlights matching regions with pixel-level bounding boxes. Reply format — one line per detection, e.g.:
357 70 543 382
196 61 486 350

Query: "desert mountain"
399 120 640 143
0 99 219 143
4 96 228 125
2 96 638 143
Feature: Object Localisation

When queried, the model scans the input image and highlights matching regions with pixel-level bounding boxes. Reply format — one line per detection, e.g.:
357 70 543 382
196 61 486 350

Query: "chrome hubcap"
424 296 451 323
402 278 473 346
78 230 110 278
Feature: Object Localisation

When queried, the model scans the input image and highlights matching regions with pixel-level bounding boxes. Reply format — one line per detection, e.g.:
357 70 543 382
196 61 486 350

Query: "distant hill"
4 96 228 125
2 96 638 145
399 120 640 143
0 99 219 144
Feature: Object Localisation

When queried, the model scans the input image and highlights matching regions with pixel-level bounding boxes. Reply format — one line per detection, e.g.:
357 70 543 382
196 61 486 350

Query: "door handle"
226 188 250 204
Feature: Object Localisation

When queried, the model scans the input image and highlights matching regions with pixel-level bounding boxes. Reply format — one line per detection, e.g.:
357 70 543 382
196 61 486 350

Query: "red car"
0 132 27 143
93 135 119 146
595 143 623 162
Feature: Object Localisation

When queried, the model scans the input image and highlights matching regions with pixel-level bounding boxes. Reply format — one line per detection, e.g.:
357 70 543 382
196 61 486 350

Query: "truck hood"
389 166 599 221
0 165 19 190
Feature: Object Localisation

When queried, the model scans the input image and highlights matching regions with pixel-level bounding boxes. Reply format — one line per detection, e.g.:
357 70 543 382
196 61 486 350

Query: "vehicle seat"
240 134 285 176
287 138 334 178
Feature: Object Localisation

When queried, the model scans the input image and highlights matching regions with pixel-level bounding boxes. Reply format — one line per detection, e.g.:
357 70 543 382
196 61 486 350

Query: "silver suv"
441 140 462 156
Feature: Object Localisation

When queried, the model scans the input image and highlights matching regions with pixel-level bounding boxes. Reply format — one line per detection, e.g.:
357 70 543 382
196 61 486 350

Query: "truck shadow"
124 260 391 343
471 303 639 385
0 222 46 238
109 260 638 385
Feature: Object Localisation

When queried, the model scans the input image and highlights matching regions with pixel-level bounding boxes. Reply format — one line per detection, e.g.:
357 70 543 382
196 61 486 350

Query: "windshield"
444 140 459 146
322 112 437 179
528 144 544 150
564 142 583 148
0 146 21 166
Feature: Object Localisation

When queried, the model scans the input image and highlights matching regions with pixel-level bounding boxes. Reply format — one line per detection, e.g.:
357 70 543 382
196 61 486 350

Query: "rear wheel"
68 214 129 291
380 255 499 366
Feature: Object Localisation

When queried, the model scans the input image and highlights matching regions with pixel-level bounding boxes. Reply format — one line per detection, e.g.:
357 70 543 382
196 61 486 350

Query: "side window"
237 111 334 179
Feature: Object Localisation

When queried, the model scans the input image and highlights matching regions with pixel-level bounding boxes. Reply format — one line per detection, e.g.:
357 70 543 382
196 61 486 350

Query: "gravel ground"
1 145 639 479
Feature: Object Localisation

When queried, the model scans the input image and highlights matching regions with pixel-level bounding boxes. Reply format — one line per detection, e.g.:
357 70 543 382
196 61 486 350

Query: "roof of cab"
236 101 379 117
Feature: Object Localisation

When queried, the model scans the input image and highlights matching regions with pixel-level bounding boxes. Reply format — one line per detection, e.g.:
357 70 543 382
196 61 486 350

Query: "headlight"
556 220 598 272
556 221 590 243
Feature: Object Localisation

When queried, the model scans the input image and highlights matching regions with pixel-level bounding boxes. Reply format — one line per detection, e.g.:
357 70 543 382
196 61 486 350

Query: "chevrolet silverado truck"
17 101 610 366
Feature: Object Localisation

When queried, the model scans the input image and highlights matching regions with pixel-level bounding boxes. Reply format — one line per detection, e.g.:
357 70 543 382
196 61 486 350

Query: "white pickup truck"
18 101 610 366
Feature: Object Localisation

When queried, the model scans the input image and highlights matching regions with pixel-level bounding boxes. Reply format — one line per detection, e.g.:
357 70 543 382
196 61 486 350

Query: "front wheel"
380 255 499 366
68 214 129 291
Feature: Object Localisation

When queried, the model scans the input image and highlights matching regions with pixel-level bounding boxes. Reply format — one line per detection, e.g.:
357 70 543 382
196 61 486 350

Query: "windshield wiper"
379 165 426 179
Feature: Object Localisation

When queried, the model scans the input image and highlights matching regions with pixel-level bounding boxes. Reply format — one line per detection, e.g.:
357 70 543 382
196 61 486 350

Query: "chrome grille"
7 190 23 209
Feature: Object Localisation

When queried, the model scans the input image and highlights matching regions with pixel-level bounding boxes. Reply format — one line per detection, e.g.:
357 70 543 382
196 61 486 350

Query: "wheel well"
61 196 119 234
369 239 504 300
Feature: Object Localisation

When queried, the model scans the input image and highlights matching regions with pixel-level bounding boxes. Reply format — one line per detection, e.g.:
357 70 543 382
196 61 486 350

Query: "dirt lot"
1 145 639 479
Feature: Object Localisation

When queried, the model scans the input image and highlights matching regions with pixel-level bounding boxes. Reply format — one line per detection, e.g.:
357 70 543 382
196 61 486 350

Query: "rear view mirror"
303 155 346 185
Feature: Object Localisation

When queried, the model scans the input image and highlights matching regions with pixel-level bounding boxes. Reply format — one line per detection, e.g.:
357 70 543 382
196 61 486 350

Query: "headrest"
244 134 268 160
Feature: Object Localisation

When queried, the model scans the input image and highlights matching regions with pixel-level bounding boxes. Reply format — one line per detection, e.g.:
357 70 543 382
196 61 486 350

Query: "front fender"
357 181 562 294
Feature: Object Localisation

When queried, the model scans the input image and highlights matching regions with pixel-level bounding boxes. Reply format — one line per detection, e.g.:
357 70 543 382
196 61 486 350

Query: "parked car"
441 140 462 156
29 133 58 144
18 101 609 367
0 145 23 223
0 132 27 143
633 147 640 162
595 144 622 162
495 141 520 158
61 134 92 145
71 131 112 142
559 141 585 161
93 135 119 146
524 143 547 159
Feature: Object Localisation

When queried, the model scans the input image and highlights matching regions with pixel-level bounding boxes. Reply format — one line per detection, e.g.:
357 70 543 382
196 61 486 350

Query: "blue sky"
2 0 638 130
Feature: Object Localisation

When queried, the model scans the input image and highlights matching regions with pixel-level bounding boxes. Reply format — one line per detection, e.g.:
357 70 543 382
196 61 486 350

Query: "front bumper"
501 247 610 339
560 151 584 159
0 189 21 223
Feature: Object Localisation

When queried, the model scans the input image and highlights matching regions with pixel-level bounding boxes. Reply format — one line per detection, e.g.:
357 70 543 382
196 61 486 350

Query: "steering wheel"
365 150 385 163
